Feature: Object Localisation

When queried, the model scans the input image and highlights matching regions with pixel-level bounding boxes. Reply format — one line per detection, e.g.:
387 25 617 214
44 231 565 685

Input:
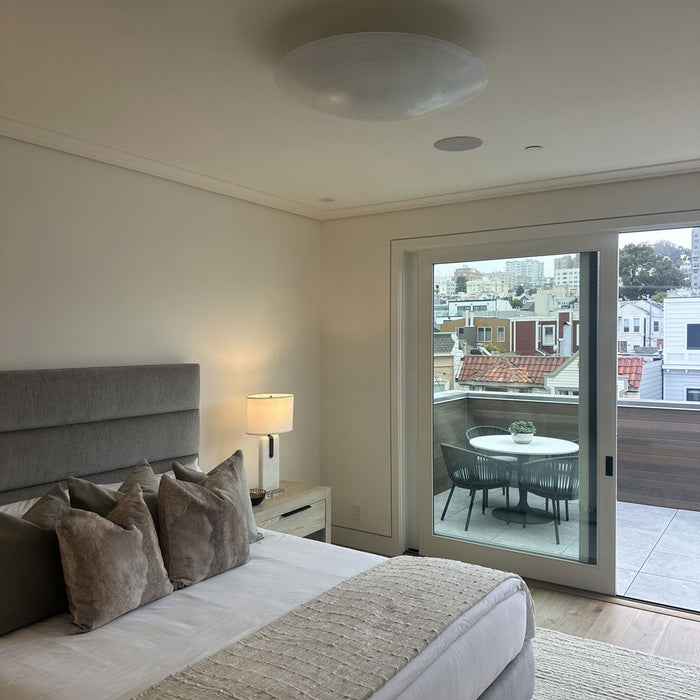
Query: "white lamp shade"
274 32 487 121
246 394 294 435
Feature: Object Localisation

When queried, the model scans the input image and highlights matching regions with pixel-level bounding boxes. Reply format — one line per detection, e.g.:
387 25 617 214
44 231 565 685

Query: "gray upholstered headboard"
0 364 199 505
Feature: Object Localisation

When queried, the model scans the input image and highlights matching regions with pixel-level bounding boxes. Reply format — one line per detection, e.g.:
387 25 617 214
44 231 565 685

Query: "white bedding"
0 531 529 700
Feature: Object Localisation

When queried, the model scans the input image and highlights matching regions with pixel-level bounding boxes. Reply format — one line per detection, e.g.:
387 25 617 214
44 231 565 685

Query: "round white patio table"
469 435 579 525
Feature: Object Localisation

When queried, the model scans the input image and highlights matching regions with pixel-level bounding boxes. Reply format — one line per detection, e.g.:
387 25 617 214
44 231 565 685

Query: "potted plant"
509 420 536 444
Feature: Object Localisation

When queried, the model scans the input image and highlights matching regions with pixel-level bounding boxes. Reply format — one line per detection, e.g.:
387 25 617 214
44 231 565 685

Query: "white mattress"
0 531 529 699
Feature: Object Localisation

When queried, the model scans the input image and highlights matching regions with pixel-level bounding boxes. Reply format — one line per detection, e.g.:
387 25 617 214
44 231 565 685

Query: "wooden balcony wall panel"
617 405 700 511
433 399 467 494
466 398 579 443
433 396 700 512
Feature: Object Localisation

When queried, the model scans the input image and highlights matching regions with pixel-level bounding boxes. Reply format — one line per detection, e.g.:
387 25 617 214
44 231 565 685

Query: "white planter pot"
512 432 534 444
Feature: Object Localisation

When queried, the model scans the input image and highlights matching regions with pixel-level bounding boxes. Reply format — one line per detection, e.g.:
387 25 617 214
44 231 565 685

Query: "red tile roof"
617 356 643 389
457 355 568 385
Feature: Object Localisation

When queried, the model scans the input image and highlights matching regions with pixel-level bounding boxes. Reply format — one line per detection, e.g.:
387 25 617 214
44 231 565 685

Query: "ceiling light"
525 145 543 151
434 136 483 152
274 32 487 122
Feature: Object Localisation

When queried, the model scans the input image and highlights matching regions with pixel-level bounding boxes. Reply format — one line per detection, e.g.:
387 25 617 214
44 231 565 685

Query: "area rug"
533 627 700 699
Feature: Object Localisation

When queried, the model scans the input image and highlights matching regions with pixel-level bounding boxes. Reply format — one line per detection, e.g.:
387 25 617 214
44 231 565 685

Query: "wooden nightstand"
252 481 331 543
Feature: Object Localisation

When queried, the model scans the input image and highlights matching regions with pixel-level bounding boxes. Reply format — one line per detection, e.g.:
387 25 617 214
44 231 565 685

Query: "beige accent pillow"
68 460 160 528
0 485 70 635
158 457 250 589
56 485 173 633
173 450 262 543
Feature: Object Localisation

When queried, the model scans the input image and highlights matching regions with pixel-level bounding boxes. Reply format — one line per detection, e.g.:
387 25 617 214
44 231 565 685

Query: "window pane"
688 324 700 350
432 251 594 565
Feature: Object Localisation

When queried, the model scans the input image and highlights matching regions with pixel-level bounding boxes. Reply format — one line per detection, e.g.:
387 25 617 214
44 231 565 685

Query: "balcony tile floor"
433 489 700 612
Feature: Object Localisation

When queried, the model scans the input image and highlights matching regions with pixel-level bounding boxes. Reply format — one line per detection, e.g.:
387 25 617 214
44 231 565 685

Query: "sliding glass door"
415 231 618 593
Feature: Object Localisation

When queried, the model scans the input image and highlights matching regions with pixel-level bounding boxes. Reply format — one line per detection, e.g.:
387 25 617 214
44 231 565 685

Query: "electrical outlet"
351 504 361 521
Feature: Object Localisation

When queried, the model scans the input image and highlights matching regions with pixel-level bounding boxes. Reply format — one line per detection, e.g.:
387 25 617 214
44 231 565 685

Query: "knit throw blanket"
137 556 534 700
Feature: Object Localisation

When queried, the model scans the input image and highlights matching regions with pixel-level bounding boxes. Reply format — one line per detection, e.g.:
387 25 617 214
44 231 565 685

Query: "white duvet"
0 531 529 699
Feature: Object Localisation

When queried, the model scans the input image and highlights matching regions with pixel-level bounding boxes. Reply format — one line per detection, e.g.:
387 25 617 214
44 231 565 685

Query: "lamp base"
258 435 280 492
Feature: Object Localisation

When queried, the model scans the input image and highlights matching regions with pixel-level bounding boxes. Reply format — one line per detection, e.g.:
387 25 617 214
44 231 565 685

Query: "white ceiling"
3 0 700 220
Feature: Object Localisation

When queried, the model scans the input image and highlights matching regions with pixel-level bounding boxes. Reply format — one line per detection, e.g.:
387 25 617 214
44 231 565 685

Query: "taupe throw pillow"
158 460 250 589
56 485 173 633
68 459 160 527
0 485 70 635
173 450 262 543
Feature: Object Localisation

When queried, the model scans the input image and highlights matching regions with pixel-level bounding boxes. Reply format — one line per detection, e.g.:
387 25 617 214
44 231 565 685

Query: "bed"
0 363 535 700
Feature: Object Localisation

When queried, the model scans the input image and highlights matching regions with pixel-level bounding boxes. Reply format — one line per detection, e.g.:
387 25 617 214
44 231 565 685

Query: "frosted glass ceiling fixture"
274 32 487 121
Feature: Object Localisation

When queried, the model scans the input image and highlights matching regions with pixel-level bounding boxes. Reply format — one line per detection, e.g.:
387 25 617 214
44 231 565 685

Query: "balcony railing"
433 391 700 512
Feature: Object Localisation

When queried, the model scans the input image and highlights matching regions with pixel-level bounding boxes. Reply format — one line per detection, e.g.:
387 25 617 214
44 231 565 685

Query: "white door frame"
391 211 700 591
415 229 617 592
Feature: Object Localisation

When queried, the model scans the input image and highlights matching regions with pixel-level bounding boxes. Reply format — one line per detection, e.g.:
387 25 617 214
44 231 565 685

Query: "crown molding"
0 116 321 220
319 159 700 220
3 115 699 223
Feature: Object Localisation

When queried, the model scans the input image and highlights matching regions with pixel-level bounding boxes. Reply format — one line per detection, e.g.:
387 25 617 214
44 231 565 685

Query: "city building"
553 267 580 289
434 276 457 297
452 265 482 281
433 332 459 392
617 299 664 352
504 259 545 286
447 298 513 320
691 227 700 294
465 279 510 296
471 316 510 351
554 254 580 270
662 296 700 401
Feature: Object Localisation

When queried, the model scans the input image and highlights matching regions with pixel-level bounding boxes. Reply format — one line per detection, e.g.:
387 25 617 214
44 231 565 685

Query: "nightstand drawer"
257 498 326 538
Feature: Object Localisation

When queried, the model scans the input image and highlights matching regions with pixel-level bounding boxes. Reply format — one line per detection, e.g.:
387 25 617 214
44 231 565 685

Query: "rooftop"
458 356 568 385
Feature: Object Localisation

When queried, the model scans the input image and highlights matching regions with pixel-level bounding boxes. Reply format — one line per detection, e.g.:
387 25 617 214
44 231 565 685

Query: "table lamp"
246 393 294 493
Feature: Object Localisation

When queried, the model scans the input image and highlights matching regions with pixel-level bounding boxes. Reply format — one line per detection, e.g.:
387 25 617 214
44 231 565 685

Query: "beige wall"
0 136 322 487
4 133 700 555
320 172 700 554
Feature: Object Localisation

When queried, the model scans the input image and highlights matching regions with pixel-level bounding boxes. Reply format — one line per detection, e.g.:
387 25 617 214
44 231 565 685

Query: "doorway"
409 226 619 593
615 226 700 612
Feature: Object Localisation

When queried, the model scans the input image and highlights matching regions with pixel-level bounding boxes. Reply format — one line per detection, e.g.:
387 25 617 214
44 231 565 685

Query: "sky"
435 228 692 278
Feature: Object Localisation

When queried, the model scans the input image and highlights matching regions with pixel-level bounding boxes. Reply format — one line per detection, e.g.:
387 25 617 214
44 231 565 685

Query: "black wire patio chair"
439 444 512 531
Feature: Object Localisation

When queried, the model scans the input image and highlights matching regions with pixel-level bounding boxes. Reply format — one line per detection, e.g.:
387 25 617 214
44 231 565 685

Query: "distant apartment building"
553 254 580 271
434 276 457 297
433 332 459 392
505 259 545 286
472 317 510 352
662 296 700 401
617 299 663 352
469 310 580 355
466 279 509 296
511 311 580 355
447 298 513 319
452 265 481 282
534 288 578 315
691 227 700 294
553 267 580 289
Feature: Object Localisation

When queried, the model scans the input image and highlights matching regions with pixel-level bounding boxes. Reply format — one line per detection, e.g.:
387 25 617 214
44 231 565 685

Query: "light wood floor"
527 580 700 665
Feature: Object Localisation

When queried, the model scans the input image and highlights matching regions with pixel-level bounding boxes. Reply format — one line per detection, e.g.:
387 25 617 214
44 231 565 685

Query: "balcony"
433 391 700 610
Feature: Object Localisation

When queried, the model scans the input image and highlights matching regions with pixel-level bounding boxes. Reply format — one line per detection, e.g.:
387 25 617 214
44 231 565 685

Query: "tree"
455 275 467 293
515 285 525 296
618 243 686 300
652 240 690 266
510 298 524 309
